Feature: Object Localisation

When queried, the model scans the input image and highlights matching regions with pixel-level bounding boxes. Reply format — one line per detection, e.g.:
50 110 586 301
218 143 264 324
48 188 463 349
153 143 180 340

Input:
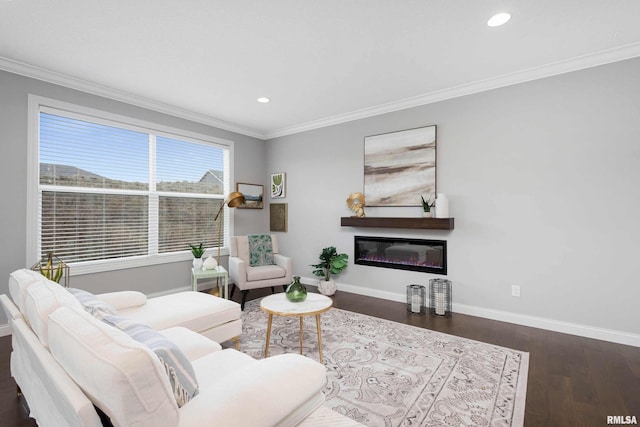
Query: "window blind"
38 110 229 266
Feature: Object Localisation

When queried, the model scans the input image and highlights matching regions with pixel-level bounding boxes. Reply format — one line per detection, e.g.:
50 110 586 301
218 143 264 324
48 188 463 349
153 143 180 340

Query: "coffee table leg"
299 316 304 355
265 314 273 358
316 314 323 364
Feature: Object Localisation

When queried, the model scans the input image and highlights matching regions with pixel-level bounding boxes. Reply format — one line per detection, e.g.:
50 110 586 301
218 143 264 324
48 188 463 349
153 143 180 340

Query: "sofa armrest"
1 293 21 320
228 256 247 289
95 291 147 311
178 354 326 427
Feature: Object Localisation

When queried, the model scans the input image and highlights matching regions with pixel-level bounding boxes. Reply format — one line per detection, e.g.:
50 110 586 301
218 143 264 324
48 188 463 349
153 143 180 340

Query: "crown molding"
4 41 640 142
265 42 640 139
0 56 268 140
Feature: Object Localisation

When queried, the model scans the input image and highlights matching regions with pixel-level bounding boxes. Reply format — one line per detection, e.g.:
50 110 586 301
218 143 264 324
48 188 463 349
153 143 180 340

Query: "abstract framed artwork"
236 183 263 209
364 125 436 206
270 172 286 198
269 203 288 232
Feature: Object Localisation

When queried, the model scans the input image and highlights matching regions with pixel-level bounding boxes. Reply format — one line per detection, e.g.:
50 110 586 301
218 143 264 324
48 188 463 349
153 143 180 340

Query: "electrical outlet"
511 285 521 297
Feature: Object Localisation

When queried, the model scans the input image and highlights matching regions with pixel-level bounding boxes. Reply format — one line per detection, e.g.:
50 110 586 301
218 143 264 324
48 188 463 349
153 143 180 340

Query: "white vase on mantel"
422 211 433 218
434 193 449 218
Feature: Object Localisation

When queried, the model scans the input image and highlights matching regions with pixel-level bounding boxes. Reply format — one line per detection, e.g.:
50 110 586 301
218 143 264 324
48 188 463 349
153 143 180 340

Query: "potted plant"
421 194 435 217
190 242 205 269
311 246 348 296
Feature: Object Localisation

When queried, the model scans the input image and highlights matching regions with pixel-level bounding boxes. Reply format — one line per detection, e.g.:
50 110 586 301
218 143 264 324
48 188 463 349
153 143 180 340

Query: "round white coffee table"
260 293 333 363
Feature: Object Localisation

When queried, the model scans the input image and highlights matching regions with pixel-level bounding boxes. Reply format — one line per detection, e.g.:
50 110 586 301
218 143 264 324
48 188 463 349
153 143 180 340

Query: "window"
28 96 234 274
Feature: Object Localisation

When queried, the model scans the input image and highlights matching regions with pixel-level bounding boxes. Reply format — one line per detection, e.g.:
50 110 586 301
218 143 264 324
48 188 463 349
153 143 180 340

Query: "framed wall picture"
269 203 288 232
270 172 286 198
364 125 436 206
235 183 263 209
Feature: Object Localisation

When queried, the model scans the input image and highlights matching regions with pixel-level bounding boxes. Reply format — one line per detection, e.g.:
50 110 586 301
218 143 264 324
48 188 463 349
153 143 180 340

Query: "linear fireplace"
354 235 447 275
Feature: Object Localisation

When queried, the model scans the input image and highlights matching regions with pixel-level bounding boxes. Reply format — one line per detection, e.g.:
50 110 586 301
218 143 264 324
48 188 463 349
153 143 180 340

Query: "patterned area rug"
239 298 528 427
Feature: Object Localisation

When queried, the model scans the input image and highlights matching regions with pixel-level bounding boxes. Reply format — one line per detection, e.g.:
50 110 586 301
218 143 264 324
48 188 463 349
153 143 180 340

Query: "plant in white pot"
190 242 205 269
311 246 348 296
421 194 435 217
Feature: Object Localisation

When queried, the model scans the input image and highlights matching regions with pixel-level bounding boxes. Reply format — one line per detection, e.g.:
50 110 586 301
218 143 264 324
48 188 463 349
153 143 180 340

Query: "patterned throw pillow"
100 314 199 407
68 288 118 319
248 234 275 267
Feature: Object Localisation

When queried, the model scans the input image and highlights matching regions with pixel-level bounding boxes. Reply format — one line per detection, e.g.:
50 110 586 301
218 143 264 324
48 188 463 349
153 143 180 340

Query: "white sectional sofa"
1 268 327 427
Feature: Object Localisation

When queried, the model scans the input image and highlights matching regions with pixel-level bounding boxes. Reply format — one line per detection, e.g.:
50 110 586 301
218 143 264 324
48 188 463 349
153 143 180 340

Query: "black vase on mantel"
286 276 307 302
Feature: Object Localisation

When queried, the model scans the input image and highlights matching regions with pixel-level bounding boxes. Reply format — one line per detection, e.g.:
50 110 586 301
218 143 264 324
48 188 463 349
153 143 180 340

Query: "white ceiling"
2 1 640 139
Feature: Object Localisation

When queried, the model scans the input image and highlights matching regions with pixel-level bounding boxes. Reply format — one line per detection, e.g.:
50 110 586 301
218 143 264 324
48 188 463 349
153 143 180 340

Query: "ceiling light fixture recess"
487 12 511 27
257 97 271 103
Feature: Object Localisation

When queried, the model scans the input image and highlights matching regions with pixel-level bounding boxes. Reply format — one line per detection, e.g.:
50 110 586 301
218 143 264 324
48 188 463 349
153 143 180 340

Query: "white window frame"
27 95 235 276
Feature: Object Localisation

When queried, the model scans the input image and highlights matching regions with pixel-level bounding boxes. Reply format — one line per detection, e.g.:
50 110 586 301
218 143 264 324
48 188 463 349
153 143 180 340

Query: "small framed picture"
270 203 288 232
270 172 286 198
235 183 263 209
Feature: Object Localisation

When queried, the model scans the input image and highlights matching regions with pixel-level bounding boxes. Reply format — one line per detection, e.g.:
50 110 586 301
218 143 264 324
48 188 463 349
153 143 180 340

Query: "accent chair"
228 234 293 309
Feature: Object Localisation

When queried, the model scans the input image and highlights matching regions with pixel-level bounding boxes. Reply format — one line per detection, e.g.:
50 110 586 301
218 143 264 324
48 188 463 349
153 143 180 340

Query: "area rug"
239 299 529 427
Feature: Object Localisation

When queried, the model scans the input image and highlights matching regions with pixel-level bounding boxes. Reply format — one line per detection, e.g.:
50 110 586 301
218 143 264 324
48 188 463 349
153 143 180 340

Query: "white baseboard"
314 278 640 348
5 281 637 347
0 323 11 337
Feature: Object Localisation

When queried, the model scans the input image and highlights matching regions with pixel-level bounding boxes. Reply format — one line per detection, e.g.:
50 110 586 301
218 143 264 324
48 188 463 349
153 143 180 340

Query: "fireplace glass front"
354 236 447 275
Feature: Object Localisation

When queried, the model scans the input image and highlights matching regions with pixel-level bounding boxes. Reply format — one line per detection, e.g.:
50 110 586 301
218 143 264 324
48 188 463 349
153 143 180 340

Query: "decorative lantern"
406 284 426 314
429 278 452 317
31 252 70 288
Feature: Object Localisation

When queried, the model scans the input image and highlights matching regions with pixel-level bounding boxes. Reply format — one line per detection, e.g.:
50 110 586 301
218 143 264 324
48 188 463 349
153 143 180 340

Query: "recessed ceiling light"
487 12 511 27
257 97 271 103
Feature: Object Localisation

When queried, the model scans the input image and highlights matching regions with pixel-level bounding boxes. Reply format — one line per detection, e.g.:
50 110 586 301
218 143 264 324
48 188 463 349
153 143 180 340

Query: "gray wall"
0 70 267 324
3 57 640 342
266 57 640 339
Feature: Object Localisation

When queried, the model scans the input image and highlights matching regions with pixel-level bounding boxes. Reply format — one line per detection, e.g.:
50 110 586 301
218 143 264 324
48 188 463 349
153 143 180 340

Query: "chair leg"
282 285 287 292
230 283 236 299
270 287 275 294
241 290 249 311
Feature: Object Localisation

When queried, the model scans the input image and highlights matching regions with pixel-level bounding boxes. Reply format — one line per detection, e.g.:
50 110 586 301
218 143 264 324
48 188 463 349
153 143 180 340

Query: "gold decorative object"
347 192 366 217
31 252 70 287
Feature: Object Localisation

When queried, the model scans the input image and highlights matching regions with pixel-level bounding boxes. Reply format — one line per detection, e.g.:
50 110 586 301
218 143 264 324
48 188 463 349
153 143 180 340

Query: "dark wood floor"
2 287 639 426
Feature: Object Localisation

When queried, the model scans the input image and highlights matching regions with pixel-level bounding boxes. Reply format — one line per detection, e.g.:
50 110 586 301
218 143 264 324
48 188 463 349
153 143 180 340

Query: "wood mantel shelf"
340 217 454 230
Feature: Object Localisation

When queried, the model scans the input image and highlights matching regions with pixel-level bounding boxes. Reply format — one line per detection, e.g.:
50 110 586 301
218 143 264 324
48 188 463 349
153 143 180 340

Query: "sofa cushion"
48 306 179 427
246 264 286 281
96 290 147 311
101 315 199 407
68 288 118 319
8 268 45 313
248 234 275 266
23 279 82 348
120 292 241 336
159 327 222 361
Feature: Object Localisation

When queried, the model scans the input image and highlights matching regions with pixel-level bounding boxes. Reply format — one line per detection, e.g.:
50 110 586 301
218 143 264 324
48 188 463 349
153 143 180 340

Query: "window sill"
69 248 230 276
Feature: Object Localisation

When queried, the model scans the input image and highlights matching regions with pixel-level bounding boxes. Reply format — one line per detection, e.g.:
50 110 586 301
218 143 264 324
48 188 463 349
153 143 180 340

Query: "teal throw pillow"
248 234 274 267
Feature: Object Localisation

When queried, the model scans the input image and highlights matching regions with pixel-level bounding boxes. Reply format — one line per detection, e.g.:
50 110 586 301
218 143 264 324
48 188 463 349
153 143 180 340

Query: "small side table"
260 293 333 363
191 266 229 299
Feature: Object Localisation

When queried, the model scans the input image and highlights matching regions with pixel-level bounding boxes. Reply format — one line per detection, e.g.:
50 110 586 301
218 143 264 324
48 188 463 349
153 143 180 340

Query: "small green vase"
286 276 307 302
